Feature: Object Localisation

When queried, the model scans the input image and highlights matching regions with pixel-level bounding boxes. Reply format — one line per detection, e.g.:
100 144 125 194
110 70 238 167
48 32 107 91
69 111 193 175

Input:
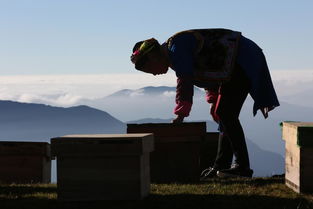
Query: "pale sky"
0 0 312 75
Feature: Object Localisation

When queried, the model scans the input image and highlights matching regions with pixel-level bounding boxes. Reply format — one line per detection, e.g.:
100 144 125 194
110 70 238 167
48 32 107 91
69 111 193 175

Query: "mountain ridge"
0 100 126 141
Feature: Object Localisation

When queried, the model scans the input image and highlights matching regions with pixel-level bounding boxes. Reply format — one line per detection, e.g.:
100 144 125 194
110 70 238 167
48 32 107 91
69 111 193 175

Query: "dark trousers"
213 64 250 169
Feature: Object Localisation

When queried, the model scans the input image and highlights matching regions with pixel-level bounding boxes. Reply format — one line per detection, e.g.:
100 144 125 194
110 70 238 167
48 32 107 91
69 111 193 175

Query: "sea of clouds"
0 70 312 107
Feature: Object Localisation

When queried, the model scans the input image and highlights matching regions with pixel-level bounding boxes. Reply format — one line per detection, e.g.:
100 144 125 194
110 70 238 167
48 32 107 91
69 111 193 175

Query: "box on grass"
51 134 154 201
127 122 218 183
0 141 51 184
200 132 219 172
282 121 313 193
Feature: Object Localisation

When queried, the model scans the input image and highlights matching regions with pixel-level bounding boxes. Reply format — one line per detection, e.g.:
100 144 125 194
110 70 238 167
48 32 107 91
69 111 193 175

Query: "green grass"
0 177 312 209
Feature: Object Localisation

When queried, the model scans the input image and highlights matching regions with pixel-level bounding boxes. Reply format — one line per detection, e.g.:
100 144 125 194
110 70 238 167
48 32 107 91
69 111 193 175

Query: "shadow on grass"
1 181 312 209
200 177 285 186
0 184 56 196
1 194 312 209
152 177 285 186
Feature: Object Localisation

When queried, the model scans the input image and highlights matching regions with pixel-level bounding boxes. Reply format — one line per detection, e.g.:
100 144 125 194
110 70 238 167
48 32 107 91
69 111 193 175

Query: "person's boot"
217 164 253 178
200 167 218 181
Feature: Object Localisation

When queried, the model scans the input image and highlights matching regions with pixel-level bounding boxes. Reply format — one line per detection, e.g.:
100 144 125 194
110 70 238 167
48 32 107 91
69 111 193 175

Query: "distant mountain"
0 100 126 141
0 100 128 182
80 86 207 122
246 139 284 176
107 86 204 98
0 100 285 179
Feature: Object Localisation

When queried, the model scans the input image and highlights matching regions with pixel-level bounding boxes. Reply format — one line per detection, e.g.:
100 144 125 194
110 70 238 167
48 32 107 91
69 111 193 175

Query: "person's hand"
172 115 184 123
210 102 219 123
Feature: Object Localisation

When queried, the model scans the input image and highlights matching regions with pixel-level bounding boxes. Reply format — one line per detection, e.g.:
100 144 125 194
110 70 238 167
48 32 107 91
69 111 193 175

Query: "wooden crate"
127 122 207 183
0 141 51 184
282 122 313 193
200 132 219 171
51 134 154 201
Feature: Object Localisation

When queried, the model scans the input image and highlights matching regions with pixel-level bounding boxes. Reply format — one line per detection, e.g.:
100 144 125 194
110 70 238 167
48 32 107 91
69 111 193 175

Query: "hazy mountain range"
0 99 284 180
0 101 126 141
1 85 312 181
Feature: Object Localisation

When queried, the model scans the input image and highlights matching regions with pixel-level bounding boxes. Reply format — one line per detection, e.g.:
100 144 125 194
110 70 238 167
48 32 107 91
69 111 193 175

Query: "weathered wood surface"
0 142 51 184
51 134 154 156
127 122 206 139
51 134 153 201
282 122 313 193
200 132 219 171
282 122 313 147
127 122 215 183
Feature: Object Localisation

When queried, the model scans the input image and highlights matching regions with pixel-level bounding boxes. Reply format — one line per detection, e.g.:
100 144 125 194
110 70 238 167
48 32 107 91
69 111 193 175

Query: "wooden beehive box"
0 141 51 184
282 121 313 193
200 132 219 171
127 122 207 183
51 134 154 201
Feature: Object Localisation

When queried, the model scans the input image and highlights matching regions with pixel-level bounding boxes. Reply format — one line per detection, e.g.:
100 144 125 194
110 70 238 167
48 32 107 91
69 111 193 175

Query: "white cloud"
270 70 313 97
0 70 312 107
130 89 144 97
163 91 176 97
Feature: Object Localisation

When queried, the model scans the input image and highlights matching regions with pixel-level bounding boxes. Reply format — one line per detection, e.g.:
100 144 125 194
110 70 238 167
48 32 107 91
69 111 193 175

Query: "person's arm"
172 77 194 123
205 89 218 103
167 33 196 123
205 88 220 123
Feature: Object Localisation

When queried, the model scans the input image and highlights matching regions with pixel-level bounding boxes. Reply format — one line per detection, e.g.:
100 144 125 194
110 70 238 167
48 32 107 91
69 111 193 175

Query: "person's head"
130 38 169 75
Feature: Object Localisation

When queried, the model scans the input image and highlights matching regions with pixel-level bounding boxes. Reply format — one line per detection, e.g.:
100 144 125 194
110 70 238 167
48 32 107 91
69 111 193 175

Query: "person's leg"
213 129 233 169
200 130 233 180
215 65 253 177
200 64 249 180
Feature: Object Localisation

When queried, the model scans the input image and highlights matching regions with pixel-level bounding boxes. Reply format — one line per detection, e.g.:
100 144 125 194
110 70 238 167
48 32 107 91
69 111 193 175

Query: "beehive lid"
282 121 313 147
50 134 154 156
127 122 206 137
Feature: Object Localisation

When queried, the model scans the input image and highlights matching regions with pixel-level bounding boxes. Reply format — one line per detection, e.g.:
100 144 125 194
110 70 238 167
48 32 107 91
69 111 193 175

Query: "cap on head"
131 38 159 70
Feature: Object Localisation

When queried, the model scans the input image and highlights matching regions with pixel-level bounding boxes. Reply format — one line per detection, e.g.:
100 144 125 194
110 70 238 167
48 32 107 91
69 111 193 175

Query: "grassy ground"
0 177 312 209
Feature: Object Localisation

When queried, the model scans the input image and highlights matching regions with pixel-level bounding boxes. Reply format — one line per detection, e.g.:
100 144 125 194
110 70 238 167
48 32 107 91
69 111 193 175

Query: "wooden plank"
55 133 152 139
127 122 206 137
153 136 201 143
127 123 206 183
282 122 313 147
300 147 313 192
200 132 219 171
150 142 200 183
41 157 51 183
0 155 50 183
51 134 154 156
52 143 144 156
282 122 298 145
56 154 149 201
284 140 313 193
57 155 141 170
286 179 300 193
283 122 313 193
285 142 300 190
298 126 313 147
57 156 142 181
53 134 153 201
51 134 153 145
140 153 150 197
0 142 50 156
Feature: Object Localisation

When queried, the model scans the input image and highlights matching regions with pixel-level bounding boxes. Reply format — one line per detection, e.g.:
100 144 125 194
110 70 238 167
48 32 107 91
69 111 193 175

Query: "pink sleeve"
205 89 218 103
174 100 192 117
